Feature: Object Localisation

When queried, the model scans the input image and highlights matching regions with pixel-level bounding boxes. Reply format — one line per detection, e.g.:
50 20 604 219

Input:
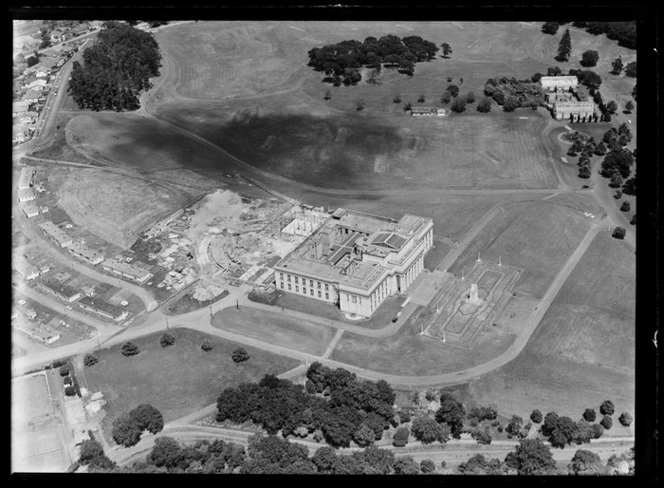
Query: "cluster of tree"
458 453 510 474
68 21 162 111
484 77 545 111
476 97 492 113
568 68 602 91
624 61 637 78
410 415 451 445
112 404 164 447
600 148 635 181
571 22 636 50
539 411 605 449
541 22 561 35
434 392 465 438
217 365 395 449
612 226 627 240
307 34 440 85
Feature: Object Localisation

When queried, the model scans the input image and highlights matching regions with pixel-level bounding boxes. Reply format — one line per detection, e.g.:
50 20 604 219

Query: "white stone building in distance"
274 209 433 318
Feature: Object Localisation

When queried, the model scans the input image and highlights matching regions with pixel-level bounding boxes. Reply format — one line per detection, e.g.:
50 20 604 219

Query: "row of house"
78 296 128 322
102 257 152 284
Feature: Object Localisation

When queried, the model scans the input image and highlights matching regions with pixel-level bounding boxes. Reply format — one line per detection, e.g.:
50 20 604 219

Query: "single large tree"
504 439 556 475
556 28 572 62
435 392 465 438
625 61 636 78
541 22 560 35
440 43 453 58
600 400 616 416
568 449 604 475
611 57 624 75
476 97 492 113
411 416 450 444
580 50 600 67
129 404 164 434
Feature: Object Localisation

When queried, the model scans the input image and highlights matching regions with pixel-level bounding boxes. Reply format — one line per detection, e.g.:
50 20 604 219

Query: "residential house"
27 79 47 90
78 296 128 322
21 202 40 218
50 29 65 43
39 221 73 248
37 278 82 303
13 257 39 281
17 188 36 202
67 241 105 265
18 167 35 190
22 90 41 103
12 101 30 116
102 257 152 283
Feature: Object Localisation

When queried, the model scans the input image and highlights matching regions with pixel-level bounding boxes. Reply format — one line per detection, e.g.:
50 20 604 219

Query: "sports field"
212 307 334 356
81 329 300 442
448 199 592 298
462 232 635 425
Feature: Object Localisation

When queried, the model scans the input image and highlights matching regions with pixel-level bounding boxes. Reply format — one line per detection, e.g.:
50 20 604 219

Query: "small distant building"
50 29 65 42
539 76 578 92
17 167 35 190
552 101 596 121
78 296 128 322
21 202 40 218
39 221 73 248
67 241 104 265
411 107 447 116
71 24 88 36
17 188 36 202
36 278 81 303
13 257 39 281
102 257 152 283
25 309 38 320
81 284 96 297
35 69 49 78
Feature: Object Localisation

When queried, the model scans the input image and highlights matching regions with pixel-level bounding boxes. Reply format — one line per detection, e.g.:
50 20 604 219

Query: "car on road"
392 317 399 323
18 300 26 305
582 185 590 189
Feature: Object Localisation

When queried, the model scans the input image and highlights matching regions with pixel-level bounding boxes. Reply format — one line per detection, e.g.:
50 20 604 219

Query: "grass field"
424 237 452 271
275 292 407 329
331 305 517 375
212 307 335 356
81 328 300 443
448 199 592 299
458 231 635 427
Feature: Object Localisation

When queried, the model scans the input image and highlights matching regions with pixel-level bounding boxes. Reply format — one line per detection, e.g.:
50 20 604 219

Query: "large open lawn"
81 329 300 442
448 199 592 298
212 307 335 356
331 306 517 375
458 232 635 427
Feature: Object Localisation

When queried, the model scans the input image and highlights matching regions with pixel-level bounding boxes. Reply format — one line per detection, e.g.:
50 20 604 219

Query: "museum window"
325 293 329 299
287 275 291 282
325 283 329 291
295 276 298 284
288 284 291 291
280 272 283 279
310 279 314 287
352 296 357 303
310 289 314 296
318 291 321 297
317 282 321 288
280 283 284 289
295 286 299 292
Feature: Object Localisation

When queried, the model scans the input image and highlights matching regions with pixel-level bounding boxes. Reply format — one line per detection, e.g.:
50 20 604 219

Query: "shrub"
425 390 437 402
450 97 466 113
392 427 410 447
465 91 476 104
417 94 425 103
600 400 615 416
492 90 505 105
64 376 73 386
625 61 636 78
471 429 492 445
591 423 604 439
630 214 636 226
446 84 459 97
59 366 70 377
609 174 624 188
160 332 175 347
440 91 452 104
503 96 520 112
200 339 213 351
612 227 626 240
618 412 633 427
83 354 99 367
420 459 436 474
232 347 250 363
121 341 140 357
582 408 597 423
65 386 76 396
620 201 631 212
606 100 618 114
393 94 401 104
476 97 492 113
600 415 613 430
398 409 412 424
